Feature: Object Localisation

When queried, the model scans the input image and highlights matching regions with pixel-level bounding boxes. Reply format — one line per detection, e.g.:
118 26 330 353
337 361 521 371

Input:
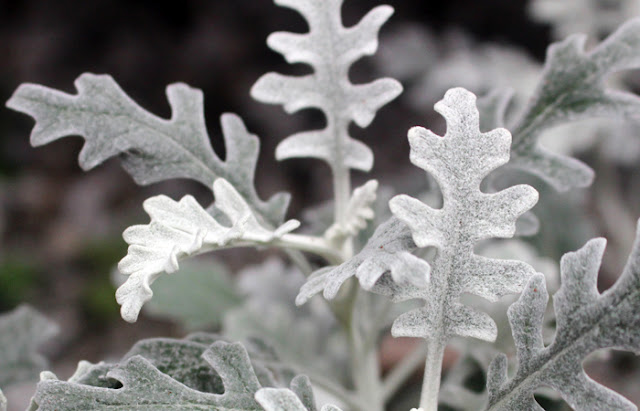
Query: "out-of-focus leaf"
0 305 58 387
256 376 343 411
509 18 640 191
225 259 348 386
143 259 242 330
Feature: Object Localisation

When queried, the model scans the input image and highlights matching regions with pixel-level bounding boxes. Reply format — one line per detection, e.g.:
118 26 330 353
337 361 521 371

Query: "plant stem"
382 341 429 402
419 337 447 411
344 288 383 411
273 233 344 264
284 249 313 275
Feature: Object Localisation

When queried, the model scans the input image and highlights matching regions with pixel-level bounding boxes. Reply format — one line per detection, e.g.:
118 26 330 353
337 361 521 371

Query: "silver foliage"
508 18 640 191
486 222 640 410
251 0 402 172
389 88 539 341
296 217 430 305
6 75 289 225
29 339 309 411
117 178 300 322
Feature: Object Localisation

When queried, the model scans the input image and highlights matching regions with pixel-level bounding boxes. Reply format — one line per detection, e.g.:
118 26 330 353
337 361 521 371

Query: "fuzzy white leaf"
486 222 640 410
251 0 402 172
296 217 430 305
6 75 289 225
389 88 539 342
117 178 300 322
325 180 378 243
0 389 5 411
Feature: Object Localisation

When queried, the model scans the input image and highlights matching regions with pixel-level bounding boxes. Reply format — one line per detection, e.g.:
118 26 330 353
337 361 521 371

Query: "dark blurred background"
1 0 638 409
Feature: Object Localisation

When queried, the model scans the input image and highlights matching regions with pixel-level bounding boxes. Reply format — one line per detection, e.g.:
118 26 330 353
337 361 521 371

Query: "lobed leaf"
486 221 640 410
0 305 58 388
324 180 378 244
388 88 539 341
30 335 324 411
29 339 316 411
117 178 300 322
6 74 289 225
31 342 257 410
143 259 243 330
508 18 640 191
256 375 342 411
296 217 430 305
251 0 402 172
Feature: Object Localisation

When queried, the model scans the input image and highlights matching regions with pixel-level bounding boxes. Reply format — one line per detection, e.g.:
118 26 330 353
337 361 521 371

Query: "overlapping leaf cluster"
4 0 640 410
28 334 341 411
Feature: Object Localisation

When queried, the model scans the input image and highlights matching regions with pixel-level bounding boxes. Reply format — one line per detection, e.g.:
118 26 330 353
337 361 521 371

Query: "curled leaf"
117 178 300 322
325 180 378 244
296 217 430 306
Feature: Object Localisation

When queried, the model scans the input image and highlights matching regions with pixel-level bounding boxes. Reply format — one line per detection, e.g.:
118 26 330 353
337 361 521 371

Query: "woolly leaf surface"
6 74 289 225
389 88 539 341
486 223 640 410
117 178 300 322
251 0 402 172
509 19 640 191
30 340 305 411
296 217 429 305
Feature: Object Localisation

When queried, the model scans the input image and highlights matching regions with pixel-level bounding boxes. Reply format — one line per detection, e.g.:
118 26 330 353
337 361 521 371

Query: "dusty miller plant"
2 0 640 410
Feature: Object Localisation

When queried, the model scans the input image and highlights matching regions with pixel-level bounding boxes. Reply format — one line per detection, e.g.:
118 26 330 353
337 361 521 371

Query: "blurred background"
0 0 639 409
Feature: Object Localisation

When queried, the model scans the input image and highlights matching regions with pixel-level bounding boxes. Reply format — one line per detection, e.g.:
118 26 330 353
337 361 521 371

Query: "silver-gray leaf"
389 88 539 342
31 341 269 410
251 0 402 172
486 221 640 410
6 74 289 225
296 217 429 305
509 18 640 191
0 305 58 388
